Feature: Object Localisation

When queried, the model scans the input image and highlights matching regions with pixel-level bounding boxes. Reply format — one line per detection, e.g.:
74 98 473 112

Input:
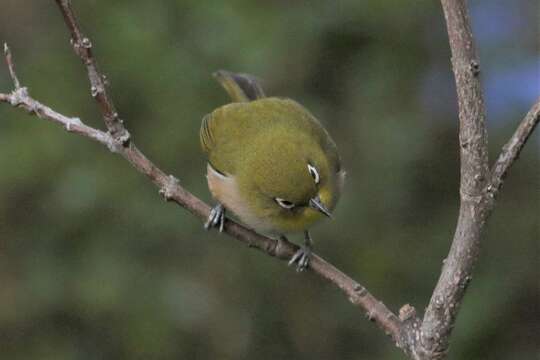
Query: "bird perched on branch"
200 71 345 271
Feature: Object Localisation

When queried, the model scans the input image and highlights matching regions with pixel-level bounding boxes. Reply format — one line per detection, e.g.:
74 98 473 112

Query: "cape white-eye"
201 71 345 271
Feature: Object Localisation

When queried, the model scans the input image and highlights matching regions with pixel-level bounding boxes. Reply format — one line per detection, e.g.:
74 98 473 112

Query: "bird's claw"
204 203 225 232
288 245 312 272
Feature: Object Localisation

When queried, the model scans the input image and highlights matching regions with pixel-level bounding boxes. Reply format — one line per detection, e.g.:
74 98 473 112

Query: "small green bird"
201 71 345 271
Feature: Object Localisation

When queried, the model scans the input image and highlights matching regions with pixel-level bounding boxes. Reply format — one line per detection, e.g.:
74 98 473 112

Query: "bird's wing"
200 70 267 174
200 97 341 175
199 103 254 175
200 113 215 155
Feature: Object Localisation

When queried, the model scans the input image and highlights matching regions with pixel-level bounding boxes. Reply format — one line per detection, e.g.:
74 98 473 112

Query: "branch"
54 0 129 143
489 98 540 196
417 2 538 359
3 43 21 89
0 8 408 355
419 1 489 357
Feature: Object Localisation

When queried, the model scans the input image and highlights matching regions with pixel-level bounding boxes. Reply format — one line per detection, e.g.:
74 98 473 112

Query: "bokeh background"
0 1 538 359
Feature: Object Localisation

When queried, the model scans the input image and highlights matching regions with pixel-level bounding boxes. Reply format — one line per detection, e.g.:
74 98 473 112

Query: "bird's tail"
213 70 266 102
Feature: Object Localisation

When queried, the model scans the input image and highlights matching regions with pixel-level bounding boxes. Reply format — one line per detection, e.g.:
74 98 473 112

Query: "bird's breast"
207 163 327 234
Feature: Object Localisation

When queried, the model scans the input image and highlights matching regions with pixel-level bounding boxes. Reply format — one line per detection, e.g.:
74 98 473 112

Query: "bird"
200 70 345 271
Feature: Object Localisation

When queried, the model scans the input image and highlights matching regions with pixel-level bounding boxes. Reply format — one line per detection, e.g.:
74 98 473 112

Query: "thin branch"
0 88 114 147
417 2 539 359
419 1 490 358
3 43 21 89
0 39 408 355
442 1 490 195
53 0 129 143
489 98 540 196
416 100 540 360
1 46 113 146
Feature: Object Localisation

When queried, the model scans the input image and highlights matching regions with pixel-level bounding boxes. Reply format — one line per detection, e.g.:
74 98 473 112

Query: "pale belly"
206 163 276 233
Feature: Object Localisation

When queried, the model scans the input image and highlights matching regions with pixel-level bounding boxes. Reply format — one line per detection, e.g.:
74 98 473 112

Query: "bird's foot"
288 245 312 272
204 203 226 232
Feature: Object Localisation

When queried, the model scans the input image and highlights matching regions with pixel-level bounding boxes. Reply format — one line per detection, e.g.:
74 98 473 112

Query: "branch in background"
419 1 490 357
417 1 538 359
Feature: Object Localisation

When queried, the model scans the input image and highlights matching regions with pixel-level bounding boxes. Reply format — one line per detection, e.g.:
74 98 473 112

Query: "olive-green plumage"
201 71 344 237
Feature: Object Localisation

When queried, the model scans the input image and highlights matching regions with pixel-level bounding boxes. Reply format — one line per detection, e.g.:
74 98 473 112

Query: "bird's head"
237 129 342 233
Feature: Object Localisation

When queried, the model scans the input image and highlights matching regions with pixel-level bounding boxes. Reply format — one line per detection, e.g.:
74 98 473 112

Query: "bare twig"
3 43 21 89
489 98 540 195
54 0 129 144
0 39 407 356
1 46 112 146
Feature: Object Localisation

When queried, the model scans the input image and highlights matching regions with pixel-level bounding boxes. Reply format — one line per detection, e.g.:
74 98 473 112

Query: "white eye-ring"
307 164 320 184
275 197 295 209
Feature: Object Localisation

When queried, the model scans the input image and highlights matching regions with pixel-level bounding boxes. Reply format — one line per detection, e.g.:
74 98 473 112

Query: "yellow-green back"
200 97 340 176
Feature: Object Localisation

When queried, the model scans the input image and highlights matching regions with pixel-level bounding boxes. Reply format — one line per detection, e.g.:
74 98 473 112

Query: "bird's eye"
275 197 295 209
307 164 320 184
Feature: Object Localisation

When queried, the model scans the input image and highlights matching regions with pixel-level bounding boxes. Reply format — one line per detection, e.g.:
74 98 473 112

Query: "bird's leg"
288 231 313 272
204 203 226 232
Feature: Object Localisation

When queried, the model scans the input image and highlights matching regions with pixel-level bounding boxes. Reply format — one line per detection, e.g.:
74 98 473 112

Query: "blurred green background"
0 1 538 359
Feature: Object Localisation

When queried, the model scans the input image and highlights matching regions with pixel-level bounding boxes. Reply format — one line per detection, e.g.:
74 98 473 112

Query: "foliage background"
0 1 538 359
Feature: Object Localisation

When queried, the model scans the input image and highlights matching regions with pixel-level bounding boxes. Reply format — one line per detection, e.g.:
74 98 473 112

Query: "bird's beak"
309 196 332 218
